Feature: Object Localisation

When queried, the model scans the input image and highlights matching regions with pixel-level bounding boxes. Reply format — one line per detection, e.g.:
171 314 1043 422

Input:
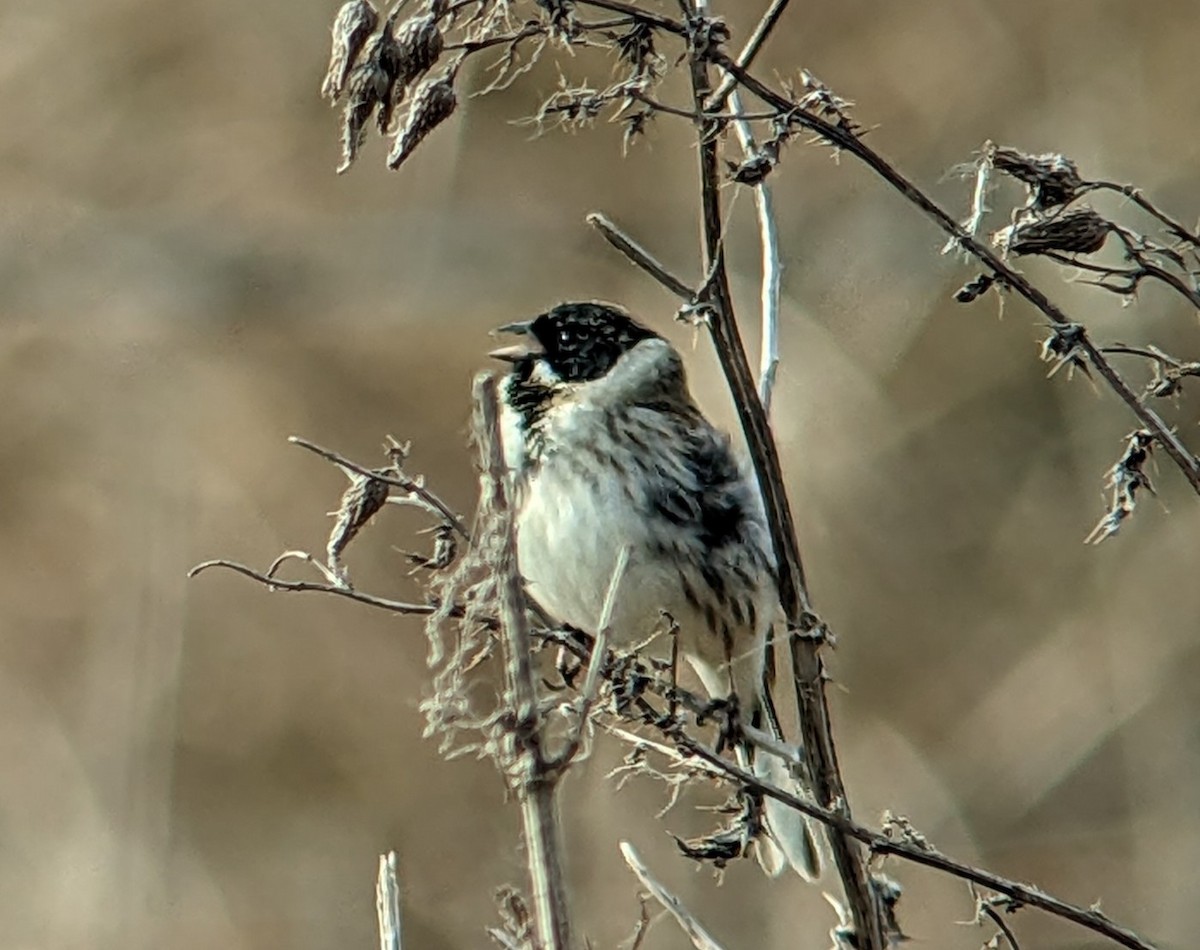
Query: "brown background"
4 1 1200 948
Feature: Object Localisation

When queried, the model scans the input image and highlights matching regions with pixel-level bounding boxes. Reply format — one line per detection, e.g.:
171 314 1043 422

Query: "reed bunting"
490 301 820 879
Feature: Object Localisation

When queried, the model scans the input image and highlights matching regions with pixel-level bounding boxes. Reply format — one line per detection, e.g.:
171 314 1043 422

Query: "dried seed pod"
953 273 996 303
995 208 1110 256
335 22 411 174
322 0 380 103
378 13 445 133
387 69 457 170
327 472 390 583
338 57 390 173
990 145 1084 209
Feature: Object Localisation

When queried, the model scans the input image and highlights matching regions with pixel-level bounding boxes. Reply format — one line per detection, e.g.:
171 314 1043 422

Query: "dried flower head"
989 145 1084 209
336 19 416 174
379 12 446 133
995 208 1111 256
338 58 391 173
327 472 390 584
388 68 458 170
322 0 380 103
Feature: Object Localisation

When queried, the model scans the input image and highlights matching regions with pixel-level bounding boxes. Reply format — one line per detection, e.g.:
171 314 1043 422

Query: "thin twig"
587 213 695 298
706 0 792 111
976 891 1022 950
571 0 687 34
728 89 782 414
660 735 1158 950
289 436 470 539
1086 180 1200 248
619 842 728 950
551 544 631 770
188 558 439 615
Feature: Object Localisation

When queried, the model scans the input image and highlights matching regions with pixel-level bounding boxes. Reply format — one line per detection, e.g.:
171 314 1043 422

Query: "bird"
489 300 821 879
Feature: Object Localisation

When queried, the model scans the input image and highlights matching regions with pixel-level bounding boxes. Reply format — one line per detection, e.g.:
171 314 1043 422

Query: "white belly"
515 461 679 640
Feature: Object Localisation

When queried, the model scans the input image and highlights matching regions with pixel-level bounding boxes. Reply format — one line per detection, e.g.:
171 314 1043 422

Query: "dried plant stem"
665 736 1158 950
619 843 728 950
716 57 1200 494
587 213 694 298
683 29 887 949
187 558 438 614
475 373 575 950
728 89 782 414
376 851 403 950
1087 180 1200 247
706 0 791 110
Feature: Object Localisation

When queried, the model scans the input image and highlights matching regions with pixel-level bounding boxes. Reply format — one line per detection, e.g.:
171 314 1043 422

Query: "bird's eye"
558 328 574 345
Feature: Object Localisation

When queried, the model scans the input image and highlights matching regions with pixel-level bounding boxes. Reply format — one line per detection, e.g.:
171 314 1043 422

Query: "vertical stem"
683 20 886 950
475 374 575 950
728 89 781 414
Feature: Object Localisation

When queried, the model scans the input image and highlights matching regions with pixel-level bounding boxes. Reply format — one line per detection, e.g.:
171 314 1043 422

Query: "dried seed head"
990 145 1084 209
388 69 458 170
322 0 380 103
378 13 446 133
338 57 391 173
327 473 390 583
995 208 1111 256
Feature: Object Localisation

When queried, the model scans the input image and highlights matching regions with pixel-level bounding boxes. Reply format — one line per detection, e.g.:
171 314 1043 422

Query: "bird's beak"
488 321 542 363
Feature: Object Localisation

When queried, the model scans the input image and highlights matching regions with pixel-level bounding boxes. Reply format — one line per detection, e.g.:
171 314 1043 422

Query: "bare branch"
376 851 403 950
1087 179 1200 248
661 734 1159 950
474 372 575 950
706 0 792 111
728 89 782 414
187 557 440 615
587 212 696 299
619 842 728 950
683 29 887 948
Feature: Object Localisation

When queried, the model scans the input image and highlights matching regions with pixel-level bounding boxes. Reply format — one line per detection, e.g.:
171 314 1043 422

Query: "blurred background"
4 0 1200 947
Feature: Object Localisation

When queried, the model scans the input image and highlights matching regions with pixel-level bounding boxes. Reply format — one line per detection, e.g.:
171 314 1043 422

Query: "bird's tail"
745 740 822 880
738 697 823 880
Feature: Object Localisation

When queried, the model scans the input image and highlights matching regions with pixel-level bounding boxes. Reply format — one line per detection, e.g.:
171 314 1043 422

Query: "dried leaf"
990 145 1084 209
379 13 445 133
322 0 380 102
388 69 458 170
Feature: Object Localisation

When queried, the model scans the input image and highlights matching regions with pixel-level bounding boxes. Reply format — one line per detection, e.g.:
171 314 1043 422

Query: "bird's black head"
496 302 660 383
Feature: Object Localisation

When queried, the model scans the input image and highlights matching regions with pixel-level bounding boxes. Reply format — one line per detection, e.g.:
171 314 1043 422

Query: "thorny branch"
189 425 1161 950
475 373 575 950
680 8 887 945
